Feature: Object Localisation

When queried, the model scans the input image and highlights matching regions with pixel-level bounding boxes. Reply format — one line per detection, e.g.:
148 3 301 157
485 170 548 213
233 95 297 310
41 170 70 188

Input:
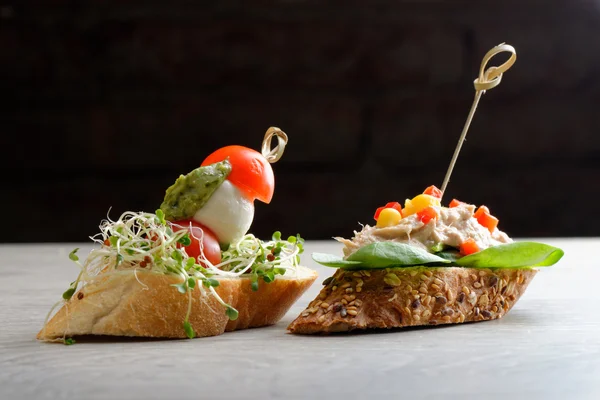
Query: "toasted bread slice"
288 266 535 334
38 266 317 341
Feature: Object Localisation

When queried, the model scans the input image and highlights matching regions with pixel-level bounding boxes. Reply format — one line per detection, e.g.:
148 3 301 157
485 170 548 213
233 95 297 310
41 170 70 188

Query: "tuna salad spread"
338 190 511 258
335 186 512 257
312 184 563 271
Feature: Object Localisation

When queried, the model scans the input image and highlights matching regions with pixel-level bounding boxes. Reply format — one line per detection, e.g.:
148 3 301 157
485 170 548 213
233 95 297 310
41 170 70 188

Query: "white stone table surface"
1 239 599 400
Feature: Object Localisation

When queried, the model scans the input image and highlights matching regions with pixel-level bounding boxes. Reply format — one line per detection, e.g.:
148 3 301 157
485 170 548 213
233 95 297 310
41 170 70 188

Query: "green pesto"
160 160 231 221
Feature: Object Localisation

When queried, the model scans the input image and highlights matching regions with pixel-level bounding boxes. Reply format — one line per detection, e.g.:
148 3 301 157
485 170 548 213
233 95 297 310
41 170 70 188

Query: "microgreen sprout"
63 338 76 346
51 210 304 341
183 321 195 339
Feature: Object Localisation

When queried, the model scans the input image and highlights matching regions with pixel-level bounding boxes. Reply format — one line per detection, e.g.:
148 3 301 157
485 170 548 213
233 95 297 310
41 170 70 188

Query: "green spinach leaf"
312 242 450 269
456 242 564 268
346 242 451 268
311 253 363 268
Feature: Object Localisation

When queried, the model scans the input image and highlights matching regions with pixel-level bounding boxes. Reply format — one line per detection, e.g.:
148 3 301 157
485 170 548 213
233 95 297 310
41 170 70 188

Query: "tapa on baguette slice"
38 266 317 341
288 266 535 334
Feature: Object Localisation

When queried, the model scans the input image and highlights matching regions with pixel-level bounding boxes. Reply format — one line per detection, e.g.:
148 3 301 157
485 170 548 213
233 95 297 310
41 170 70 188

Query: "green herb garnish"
68 248 79 261
183 321 195 339
62 288 76 300
226 306 239 321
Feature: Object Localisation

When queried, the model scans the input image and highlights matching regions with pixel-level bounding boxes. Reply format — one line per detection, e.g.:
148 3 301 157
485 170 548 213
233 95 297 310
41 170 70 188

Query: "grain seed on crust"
481 310 492 318
384 273 401 287
442 307 454 316
457 292 466 303
423 295 432 306
478 294 489 307
347 309 358 316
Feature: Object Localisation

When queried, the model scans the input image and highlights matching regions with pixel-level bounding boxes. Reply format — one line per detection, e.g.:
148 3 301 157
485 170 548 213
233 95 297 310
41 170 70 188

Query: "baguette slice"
288 266 536 334
38 266 316 341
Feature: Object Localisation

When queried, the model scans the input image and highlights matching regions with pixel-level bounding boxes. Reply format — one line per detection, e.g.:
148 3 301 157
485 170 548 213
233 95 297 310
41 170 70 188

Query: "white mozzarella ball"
193 180 254 245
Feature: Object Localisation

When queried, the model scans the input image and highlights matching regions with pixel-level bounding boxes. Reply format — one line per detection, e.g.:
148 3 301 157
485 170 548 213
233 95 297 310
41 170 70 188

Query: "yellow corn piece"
376 208 402 228
403 194 441 217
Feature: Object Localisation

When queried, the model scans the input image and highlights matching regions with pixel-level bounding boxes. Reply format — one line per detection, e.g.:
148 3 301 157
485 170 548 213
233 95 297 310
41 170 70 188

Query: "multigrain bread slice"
38 266 317 341
288 267 536 334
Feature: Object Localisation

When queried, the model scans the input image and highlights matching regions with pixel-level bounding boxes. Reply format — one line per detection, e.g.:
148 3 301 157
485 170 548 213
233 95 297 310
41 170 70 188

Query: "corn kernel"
376 208 402 227
403 194 441 217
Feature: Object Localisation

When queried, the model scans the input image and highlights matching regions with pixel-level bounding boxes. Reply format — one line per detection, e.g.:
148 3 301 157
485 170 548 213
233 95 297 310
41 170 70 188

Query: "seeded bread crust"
38 266 317 341
287 267 536 334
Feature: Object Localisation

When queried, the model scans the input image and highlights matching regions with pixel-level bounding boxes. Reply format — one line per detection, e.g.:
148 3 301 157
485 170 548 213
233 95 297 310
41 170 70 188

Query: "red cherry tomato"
202 145 275 203
170 220 221 267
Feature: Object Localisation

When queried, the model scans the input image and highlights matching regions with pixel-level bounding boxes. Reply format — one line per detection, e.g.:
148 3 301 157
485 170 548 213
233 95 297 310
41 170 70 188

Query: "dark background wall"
3 0 600 242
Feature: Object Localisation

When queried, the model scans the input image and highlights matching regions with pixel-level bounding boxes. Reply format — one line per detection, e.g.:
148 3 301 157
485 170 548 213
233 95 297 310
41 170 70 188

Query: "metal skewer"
440 43 517 199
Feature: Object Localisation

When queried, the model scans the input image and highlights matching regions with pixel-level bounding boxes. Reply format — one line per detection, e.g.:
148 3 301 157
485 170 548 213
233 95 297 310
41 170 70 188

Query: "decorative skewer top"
262 127 288 164
440 43 517 197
